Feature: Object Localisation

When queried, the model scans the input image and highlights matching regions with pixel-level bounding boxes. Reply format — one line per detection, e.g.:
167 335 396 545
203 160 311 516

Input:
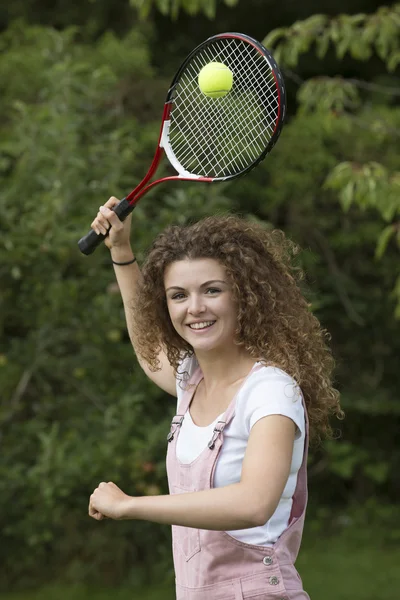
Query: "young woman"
88 197 343 599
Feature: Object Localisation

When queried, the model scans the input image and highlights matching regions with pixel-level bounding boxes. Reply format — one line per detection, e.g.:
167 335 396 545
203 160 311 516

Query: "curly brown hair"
131 214 343 446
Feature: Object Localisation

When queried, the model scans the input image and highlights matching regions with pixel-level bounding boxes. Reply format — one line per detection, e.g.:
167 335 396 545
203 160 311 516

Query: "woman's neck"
194 347 258 392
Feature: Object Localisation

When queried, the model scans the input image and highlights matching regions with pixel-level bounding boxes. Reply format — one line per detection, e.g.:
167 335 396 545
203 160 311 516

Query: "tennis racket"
78 32 286 255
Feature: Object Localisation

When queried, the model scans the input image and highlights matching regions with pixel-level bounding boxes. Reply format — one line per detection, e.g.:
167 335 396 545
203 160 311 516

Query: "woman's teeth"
189 321 215 330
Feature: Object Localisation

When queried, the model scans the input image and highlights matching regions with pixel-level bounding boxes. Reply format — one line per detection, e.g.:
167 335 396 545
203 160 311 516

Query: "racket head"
163 32 286 182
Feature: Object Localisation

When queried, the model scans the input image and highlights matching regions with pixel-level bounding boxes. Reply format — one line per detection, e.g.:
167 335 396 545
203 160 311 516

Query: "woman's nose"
188 295 206 315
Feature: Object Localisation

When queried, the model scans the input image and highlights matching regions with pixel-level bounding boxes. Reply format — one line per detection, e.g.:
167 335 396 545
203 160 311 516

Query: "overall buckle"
208 420 226 450
167 415 184 442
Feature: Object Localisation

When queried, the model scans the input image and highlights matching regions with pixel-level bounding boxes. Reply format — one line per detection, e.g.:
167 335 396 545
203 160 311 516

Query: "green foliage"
130 0 238 19
324 439 389 482
298 78 361 113
325 162 400 221
264 4 400 315
263 4 400 70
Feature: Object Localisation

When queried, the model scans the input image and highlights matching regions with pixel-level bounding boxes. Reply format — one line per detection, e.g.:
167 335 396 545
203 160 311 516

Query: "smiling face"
164 258 238 354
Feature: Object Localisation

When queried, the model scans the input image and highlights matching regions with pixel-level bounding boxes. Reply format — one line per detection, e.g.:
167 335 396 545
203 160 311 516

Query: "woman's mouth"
187 320 216 331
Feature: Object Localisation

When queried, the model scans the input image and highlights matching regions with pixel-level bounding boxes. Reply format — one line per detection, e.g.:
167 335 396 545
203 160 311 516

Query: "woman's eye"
170 288 220 300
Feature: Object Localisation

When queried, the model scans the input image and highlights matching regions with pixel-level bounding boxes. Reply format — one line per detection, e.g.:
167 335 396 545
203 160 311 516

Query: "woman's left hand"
89 481 132 521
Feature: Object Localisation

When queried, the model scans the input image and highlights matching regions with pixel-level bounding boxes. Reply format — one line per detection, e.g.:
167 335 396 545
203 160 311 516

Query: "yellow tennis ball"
198 62 233 98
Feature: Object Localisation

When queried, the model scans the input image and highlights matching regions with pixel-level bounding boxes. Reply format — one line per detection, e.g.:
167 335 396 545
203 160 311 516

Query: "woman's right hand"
90 196 133 250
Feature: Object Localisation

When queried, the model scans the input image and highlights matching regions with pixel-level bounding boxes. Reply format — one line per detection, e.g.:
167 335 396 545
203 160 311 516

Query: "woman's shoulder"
248 362 301 391
236 363 305 437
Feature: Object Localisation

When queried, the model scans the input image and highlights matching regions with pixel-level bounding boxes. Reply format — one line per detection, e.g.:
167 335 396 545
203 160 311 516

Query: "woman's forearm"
110 245 143 351
121 483 267 530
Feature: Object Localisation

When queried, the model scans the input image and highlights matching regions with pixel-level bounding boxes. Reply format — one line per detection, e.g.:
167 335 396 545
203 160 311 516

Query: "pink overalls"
166 364 310 600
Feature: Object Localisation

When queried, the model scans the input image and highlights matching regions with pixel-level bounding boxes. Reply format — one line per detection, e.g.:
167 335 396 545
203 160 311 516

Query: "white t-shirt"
175 356 305 546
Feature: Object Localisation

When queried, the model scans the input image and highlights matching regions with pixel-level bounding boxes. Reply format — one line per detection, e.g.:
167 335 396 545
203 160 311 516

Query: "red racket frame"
124 103 212 209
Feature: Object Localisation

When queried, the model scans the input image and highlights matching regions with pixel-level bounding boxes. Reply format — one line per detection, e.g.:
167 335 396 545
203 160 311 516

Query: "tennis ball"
198 62 233 99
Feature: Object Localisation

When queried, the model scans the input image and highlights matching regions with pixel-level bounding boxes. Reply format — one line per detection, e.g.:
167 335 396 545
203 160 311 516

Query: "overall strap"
207 362 265 450
297 394 310 490
166 366 203 444
288 394 310 520
177 366 203 414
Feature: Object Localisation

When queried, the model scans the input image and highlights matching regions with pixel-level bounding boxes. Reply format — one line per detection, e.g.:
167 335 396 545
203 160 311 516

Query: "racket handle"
78 198 134 255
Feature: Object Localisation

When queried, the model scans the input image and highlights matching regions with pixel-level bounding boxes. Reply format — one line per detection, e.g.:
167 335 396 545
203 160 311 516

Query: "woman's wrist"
110 246 135 264
118 496 138 520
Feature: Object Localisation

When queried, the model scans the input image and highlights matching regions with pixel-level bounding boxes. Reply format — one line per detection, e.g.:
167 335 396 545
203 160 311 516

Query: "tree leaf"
375 224 396 259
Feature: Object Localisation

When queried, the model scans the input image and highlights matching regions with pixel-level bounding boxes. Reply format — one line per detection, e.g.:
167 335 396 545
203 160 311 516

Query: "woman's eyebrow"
165 280 226 292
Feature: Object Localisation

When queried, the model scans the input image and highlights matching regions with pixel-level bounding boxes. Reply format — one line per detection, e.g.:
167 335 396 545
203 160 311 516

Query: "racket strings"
180 39 278 139
176 60 267 166
185 43 276 142
172 60 272 175
172 46 276 175
168 37 280 178
220 40 279 126
173 88 271 175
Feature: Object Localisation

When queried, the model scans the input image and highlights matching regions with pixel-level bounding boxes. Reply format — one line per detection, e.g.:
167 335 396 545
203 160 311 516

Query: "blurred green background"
1 0 399 598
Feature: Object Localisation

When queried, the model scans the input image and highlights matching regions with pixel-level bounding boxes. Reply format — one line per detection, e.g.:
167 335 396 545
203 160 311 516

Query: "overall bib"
166 364 310 600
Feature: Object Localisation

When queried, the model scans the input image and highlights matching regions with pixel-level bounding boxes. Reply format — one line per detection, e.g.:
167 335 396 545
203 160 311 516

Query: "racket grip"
78 198 134 255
